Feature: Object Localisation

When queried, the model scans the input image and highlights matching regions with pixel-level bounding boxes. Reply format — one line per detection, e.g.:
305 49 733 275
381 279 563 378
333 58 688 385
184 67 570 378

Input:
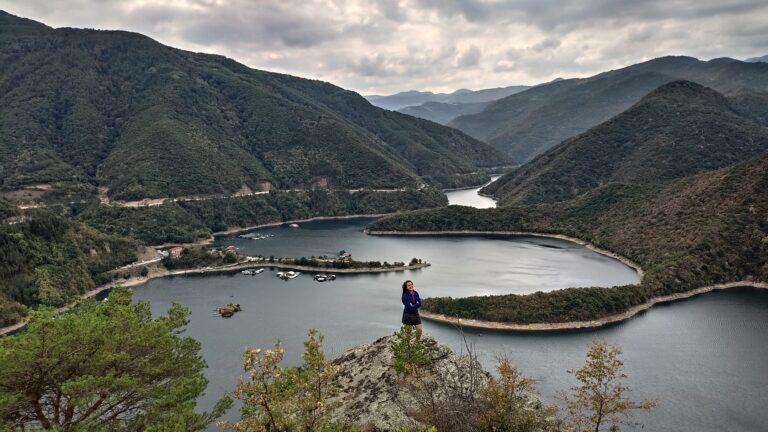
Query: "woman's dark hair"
402 280 413 294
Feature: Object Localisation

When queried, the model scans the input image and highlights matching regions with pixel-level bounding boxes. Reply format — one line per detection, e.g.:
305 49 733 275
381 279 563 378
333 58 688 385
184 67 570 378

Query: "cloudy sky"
1 0 767 94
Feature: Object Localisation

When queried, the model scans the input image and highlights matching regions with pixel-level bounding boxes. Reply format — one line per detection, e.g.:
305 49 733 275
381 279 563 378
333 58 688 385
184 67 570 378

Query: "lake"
131 185 768 431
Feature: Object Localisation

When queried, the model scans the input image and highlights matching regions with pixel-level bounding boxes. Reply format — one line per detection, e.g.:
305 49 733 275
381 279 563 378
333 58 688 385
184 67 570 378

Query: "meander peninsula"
365 158 768 329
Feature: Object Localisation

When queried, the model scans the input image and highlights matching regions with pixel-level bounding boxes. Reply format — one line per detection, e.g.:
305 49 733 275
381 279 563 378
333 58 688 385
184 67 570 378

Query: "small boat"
276 271 285 278
241 268 264 275
280 271 300 280
314 273 336 282
289 223 300 228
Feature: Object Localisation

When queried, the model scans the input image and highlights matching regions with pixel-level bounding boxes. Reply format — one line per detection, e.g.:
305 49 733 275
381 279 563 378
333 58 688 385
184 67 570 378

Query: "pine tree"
0 286 230 431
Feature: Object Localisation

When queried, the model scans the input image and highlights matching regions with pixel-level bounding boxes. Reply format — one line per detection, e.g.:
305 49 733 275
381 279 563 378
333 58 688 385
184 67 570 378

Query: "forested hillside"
450 56 768 162
0 11 506 204
0 210 138 326
483 81 768 205
78 188 447 244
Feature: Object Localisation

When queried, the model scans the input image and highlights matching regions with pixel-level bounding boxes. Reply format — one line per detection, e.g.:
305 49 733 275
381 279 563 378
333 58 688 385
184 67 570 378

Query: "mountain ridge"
0 11 508 203
450 55 768 163
482 80 768 205
397 100 490 125
365 85 530 111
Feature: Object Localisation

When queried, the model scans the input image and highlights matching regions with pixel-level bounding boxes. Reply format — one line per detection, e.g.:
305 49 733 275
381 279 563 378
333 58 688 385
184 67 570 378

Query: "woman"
401 279 422 339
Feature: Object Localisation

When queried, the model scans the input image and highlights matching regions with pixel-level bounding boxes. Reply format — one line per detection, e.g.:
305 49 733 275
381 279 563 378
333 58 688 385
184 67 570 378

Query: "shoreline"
148 213 399 250
0 259 429 336
211 213 393 237
366 230 644 279
420 281 768 331
442 175 502 193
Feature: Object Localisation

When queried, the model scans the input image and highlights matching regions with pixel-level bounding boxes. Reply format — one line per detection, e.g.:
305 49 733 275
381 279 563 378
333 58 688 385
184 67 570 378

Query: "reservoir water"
444 175 500 208
131 184 768 431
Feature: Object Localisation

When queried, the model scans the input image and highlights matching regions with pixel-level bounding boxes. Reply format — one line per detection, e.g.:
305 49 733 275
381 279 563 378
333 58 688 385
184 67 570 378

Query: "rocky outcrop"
328 335 458 430
328 335 563 431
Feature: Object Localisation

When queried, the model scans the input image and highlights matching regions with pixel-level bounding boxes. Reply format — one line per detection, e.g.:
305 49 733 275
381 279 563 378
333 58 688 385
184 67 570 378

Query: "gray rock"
328 334 563 431
328 334 487 430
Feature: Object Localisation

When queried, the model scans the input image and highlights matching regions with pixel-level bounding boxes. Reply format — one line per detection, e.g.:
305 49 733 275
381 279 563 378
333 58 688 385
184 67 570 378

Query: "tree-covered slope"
450 56 768 162
0 198 17 220
0 210 138 326
367 153 768 323
0 11 506 202
77 187 447 245
483 81 768 205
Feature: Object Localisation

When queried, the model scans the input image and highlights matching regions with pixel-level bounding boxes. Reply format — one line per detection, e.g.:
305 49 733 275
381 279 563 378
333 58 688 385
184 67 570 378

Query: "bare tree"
562 340 656 432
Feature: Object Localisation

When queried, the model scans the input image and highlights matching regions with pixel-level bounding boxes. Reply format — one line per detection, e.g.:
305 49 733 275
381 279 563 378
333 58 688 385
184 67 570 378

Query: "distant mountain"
397 101 489 125
365 85 530 111
0 11 508 202
745 54 768 63
482 81 768 205
450 56 768 162
366 90 439 111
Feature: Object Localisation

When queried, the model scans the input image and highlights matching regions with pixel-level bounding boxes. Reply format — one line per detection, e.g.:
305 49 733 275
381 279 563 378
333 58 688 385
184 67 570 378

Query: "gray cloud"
128 1 348 49
532 38 561 52
414 0 492 21
455 45 481 66
0 0 766 94
376 0 408 22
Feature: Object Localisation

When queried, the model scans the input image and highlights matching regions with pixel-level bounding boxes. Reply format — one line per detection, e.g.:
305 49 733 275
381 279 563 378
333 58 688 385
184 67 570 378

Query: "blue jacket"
402 291 421 314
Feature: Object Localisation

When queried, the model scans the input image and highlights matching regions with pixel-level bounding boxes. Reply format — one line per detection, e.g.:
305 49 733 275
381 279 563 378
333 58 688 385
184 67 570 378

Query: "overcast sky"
1 0 767 95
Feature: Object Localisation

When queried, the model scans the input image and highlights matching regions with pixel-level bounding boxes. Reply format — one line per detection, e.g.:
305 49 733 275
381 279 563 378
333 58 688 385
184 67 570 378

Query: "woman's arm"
402 292 419 313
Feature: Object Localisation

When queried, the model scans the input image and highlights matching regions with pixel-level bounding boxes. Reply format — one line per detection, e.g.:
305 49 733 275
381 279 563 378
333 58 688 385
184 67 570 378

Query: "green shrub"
390 326 432 374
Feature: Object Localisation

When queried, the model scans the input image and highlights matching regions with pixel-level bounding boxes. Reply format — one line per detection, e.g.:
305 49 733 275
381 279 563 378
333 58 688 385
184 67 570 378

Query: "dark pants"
402 312 421 325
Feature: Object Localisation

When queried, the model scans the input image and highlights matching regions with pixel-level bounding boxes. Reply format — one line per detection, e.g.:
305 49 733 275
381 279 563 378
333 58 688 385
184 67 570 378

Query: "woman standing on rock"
401 280 422 339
